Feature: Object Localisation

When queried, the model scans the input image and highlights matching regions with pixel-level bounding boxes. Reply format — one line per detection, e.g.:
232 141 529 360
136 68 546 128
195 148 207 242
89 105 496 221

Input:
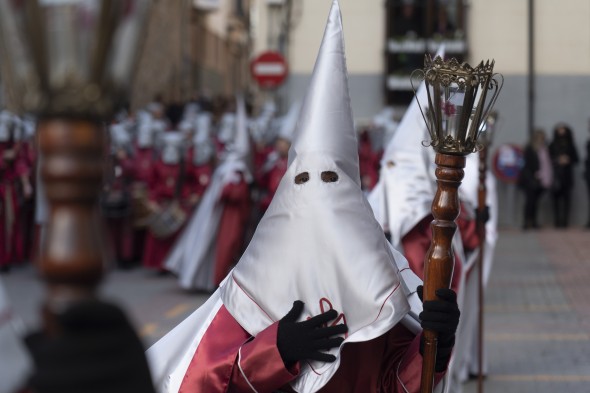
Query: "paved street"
465 229 590 393
2 266 210 348
4 228 590 392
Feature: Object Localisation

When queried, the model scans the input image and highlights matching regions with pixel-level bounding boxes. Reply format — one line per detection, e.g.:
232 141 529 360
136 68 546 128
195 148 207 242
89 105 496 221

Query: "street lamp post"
0 0 152 334
411 54 503 393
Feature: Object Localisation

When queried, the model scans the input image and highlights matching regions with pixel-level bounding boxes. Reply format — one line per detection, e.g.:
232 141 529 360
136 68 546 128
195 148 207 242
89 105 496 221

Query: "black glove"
417 285 460 372
476 205 490 224
25 300 156 393
277 300 348 367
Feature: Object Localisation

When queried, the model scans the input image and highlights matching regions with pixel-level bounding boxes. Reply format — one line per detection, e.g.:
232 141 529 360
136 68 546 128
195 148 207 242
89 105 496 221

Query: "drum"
147 202 187 239
131 187 154 228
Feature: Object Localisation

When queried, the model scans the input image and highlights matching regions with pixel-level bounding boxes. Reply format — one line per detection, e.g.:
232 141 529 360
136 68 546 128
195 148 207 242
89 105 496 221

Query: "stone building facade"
131 0 251 109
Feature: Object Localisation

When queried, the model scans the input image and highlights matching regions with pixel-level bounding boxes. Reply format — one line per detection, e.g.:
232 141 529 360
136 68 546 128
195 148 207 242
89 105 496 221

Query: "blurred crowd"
518 123 584 230
0 95 400 276
0 111 36 273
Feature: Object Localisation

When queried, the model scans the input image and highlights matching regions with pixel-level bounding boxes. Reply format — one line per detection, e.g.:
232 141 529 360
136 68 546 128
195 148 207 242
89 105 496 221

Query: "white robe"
0 279 32 393
448 165 499 391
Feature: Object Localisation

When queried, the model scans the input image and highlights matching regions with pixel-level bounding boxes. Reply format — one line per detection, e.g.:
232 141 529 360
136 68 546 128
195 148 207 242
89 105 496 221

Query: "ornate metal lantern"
412 55 503 393
412 55 503 155
0 0 152 119
0 0 153 335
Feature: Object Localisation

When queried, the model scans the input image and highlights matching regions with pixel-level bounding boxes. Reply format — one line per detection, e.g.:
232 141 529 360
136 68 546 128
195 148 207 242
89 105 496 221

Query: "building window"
385 0 467 105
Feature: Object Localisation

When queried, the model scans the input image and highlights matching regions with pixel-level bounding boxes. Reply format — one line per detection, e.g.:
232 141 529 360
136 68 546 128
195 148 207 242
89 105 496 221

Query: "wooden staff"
476 145 488 393
420 153 465 393
37 118 106 334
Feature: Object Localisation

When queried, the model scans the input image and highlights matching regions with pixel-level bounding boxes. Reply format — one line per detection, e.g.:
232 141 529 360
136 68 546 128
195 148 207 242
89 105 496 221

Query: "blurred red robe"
0 141 28 268
143 161 185 271
213 173 251 285
257 155 288 213
104 153 136 265
185 149 213 211
401 205 480 293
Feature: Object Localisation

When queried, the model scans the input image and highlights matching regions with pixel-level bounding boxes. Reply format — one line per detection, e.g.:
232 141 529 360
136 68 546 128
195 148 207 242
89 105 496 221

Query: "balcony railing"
387 38 466 54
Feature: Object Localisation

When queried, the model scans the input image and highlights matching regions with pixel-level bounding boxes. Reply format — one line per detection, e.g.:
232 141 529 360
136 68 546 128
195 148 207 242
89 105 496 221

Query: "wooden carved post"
420 153 465 393
0 1 152 336
37 119 106 334
476 145 488 393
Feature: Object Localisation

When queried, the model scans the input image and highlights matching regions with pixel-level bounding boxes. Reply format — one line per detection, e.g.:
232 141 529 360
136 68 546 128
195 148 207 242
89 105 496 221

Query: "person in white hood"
184 112 215 209
148 2 459 392
367 46 471 295
257 101 300 213
165 96 253 290
142 132 188 272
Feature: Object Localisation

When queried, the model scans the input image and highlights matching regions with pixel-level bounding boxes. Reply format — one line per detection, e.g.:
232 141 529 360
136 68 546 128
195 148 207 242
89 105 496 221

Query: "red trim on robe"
180 305 446 393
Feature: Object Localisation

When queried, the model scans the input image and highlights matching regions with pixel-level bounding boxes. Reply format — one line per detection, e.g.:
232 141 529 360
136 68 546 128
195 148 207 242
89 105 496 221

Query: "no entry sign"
251 51 288 89
492 144 524 184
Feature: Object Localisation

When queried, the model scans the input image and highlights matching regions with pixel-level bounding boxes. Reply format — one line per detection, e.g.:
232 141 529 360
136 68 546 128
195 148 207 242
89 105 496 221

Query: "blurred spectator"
549 123 579 228
585 119 590 228
518 129 553 230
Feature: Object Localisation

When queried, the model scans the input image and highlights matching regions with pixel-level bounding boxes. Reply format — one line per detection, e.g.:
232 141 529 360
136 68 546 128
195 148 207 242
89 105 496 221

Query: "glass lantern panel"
0 1 37 98
41 0 102 87
44 0 151 89
441 84 466 141
0 0 150 96
40 0 151 90
425 80 474 144
106 0 152 88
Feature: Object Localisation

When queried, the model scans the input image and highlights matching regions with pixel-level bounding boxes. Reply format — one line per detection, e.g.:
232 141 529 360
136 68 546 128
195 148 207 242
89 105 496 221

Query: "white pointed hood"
160 132 184 165
220 2 409 391
110 123 131 145
218 94 252 182
192 112 215 166
287 2 359 187
368 46 445 249
217 112 236 145
278 101 301 142
194 112 212 143
226 95 250 162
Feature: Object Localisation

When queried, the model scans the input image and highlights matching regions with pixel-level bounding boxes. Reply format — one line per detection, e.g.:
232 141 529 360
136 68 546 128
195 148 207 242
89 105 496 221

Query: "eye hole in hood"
295 172 310 184
321 171 339 183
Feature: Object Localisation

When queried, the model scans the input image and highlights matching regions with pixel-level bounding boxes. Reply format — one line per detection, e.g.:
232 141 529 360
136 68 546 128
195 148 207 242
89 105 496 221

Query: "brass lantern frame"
411 55 503 156
0 0 152 119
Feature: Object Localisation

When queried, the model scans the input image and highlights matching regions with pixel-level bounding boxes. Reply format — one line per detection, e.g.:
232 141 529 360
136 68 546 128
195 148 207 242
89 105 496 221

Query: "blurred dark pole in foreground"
0 1 156 391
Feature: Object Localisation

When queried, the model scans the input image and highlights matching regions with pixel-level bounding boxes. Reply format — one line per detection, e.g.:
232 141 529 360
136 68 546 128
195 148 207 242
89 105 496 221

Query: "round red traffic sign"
492 144 524 184
251 51 289 89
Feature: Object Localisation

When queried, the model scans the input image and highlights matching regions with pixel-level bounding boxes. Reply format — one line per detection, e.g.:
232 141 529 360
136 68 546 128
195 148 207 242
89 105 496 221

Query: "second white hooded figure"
165 95 253 290
148 2 459 392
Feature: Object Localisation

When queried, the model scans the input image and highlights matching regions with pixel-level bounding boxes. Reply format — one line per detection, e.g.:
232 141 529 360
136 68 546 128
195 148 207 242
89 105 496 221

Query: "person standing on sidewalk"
549 123 579 228
518 129 553 229
583 119 590 228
